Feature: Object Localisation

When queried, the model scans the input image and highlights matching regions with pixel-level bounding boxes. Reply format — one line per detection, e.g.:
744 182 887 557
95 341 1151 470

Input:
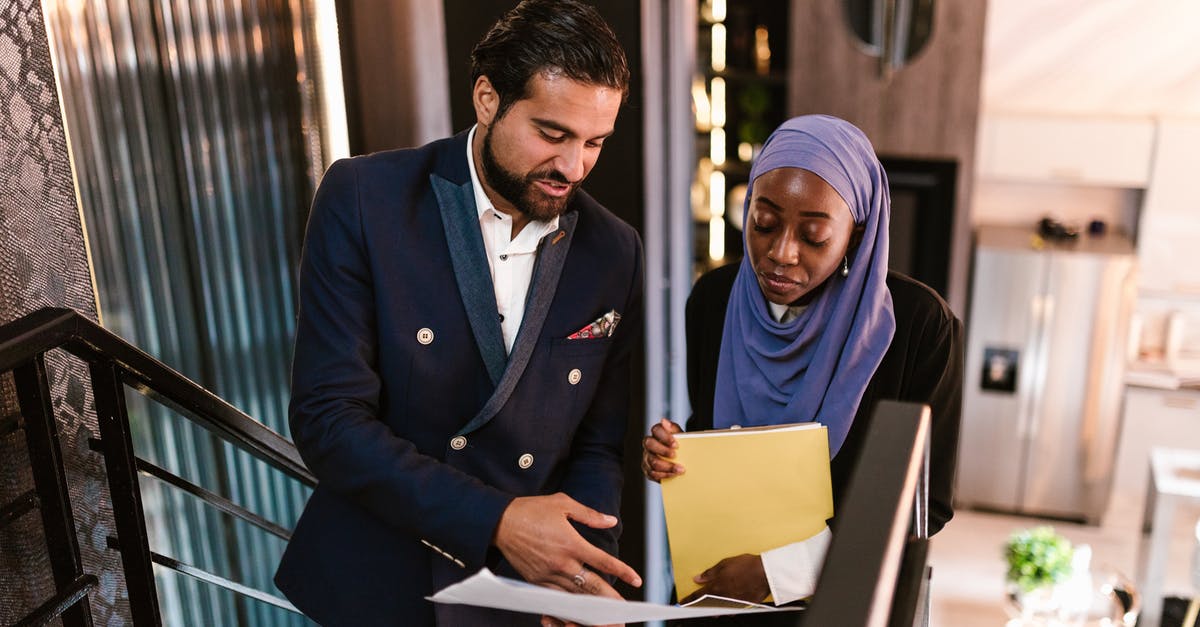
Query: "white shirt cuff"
760 525 832 605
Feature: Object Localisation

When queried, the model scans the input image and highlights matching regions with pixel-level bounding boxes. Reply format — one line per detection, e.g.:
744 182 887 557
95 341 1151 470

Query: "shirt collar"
466 125 560 232
768 301 807 324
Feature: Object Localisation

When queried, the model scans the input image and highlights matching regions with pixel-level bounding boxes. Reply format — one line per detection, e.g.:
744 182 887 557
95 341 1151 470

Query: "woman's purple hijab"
712 114 895 457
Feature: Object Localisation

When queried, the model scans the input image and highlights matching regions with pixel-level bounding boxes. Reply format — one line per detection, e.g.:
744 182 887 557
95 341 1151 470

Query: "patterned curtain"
43 0 331 623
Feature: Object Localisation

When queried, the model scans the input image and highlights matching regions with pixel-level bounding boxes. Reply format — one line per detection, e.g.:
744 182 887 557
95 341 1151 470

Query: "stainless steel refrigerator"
955 225 1136 523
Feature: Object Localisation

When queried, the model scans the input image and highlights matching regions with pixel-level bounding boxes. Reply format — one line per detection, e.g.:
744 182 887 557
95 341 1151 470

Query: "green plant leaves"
1004 526 1074 592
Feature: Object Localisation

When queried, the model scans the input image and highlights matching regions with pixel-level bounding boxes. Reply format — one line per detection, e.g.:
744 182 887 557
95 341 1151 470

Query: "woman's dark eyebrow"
754 195 832 218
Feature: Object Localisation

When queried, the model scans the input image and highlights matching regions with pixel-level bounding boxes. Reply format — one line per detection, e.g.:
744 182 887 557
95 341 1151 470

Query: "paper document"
660 422 834 599
427 568 799 623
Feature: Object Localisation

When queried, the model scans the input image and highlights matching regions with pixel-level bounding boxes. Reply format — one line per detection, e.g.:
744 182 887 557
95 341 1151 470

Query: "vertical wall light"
711 0 727 22
691 78 711 131
710 77 726 129
709 171 725 261
754 25 771 75
711 23 726 72
710 127 725 166
707 0 727 266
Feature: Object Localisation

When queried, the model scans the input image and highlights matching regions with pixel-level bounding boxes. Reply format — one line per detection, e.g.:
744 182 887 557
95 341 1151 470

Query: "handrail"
1 306 315 625
13 575 98 627
0 490 38 529
0 307 314 486
802 400 932 627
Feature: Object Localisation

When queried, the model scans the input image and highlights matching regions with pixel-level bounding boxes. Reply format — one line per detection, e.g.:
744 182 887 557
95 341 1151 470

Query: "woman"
642 115 962 613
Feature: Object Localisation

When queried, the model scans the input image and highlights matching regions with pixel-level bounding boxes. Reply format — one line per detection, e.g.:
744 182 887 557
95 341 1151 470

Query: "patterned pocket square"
567 309 621 339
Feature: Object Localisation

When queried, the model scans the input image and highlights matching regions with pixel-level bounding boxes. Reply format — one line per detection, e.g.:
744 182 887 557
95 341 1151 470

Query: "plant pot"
1004 580 1061 624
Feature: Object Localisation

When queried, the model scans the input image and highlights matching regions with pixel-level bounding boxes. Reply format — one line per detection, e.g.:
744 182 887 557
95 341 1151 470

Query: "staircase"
0 307 315 625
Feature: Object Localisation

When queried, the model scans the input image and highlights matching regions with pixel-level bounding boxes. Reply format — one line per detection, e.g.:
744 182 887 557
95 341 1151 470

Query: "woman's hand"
641 418 684 482
679 554 771 604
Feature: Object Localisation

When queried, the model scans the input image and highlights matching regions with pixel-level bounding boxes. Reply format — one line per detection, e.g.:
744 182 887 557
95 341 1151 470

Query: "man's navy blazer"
275 131 644 626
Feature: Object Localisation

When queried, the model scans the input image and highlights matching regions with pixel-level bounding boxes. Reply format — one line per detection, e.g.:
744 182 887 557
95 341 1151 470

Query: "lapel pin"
552 231 566 245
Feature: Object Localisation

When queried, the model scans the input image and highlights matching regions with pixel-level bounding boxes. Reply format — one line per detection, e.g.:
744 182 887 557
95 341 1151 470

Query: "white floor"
928 497 1200 626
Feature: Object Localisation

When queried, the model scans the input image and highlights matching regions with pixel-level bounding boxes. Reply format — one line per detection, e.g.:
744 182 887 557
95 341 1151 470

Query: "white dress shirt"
759 299 832 604
466 125 560 354
767 301 805 325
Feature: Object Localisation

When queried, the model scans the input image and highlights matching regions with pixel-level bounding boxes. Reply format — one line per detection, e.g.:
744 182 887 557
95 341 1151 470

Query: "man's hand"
679 554 771 605
642 418 684 482
494 492 642 597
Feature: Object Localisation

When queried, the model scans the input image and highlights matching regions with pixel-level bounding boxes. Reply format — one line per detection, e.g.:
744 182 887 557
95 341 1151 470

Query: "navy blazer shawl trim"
456 211 578 436
430 173 507 387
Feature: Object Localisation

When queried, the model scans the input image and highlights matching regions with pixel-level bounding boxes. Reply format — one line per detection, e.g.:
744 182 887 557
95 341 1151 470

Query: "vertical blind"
44 0 330 623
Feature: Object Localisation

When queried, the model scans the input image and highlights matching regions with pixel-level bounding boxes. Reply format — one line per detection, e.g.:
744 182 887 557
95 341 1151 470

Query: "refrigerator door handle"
1017 294 1051 441
1026 293 1055 444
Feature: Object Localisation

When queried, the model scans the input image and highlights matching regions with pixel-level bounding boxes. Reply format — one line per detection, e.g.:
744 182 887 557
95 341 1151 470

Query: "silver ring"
572 569 587 588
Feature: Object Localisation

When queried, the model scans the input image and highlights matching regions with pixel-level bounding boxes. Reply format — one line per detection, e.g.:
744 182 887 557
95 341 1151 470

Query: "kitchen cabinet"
976 113 1156 187
1109 385 1200 518
1136 118 1200 294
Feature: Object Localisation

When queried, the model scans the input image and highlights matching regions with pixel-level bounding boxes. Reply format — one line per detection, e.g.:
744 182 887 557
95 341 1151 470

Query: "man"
274 1 644 624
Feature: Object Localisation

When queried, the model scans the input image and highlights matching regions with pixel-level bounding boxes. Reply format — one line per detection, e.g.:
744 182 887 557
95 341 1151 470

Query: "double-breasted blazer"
275 131 644 626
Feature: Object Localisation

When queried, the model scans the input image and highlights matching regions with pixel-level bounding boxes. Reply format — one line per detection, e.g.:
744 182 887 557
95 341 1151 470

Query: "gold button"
518 453 534 469
450 436 467 450
417 328 434 345
567 368 582 385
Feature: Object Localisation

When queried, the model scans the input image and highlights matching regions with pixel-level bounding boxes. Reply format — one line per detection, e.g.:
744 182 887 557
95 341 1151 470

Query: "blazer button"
518 453 534 469
450 436 467 450
417 328 434 345
567 368 582 385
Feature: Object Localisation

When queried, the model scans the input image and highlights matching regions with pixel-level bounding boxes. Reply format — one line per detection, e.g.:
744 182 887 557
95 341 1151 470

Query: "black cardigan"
684 263 964 534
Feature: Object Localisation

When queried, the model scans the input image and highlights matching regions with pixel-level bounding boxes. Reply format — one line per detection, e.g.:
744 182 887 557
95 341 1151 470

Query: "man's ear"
472 76 499 127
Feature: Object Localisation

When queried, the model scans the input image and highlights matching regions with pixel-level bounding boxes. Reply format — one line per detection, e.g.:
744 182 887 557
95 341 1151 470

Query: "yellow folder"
660 422 833 600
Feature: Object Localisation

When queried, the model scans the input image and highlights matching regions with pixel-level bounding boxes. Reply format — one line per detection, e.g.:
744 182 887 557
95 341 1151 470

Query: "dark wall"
442 0 648 597
442 0 645 234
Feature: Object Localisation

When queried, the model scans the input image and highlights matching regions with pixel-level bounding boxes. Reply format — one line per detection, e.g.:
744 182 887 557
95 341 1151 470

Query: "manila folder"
660 422 833 600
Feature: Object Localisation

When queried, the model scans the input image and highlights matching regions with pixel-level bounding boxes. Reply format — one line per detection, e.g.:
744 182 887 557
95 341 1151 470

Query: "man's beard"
481 128 577 222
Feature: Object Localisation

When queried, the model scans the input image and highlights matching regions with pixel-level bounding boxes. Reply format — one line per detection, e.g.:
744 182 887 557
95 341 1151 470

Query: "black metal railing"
0 307 316 625
0 307 936 626
803 400 933 627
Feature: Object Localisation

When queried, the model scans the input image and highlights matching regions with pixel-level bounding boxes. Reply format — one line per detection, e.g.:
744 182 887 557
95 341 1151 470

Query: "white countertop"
1126 358 1200 391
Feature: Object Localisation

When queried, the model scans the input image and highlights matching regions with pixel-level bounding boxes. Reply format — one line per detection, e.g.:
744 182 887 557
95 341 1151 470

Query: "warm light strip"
711 24 726 72
755 26 771 75
709 169 727 258
709 216 726 261
691 78 712 131
710 127 725 166
710 77 726 128
709 171 725 218
314 0 350 162
712 0 727 23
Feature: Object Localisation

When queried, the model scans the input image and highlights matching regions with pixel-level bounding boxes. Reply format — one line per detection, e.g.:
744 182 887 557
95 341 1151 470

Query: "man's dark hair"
471 0 630 120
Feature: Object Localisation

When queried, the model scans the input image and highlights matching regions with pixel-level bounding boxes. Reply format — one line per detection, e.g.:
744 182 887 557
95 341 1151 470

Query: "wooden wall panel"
336 0 453 154
787 0 988 313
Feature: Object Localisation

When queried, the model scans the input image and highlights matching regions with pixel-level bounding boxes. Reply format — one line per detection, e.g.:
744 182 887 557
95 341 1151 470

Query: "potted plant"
1003 526 1075 620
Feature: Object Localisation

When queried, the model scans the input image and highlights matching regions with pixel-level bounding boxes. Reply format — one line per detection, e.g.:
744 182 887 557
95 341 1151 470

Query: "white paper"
427 568 800 624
